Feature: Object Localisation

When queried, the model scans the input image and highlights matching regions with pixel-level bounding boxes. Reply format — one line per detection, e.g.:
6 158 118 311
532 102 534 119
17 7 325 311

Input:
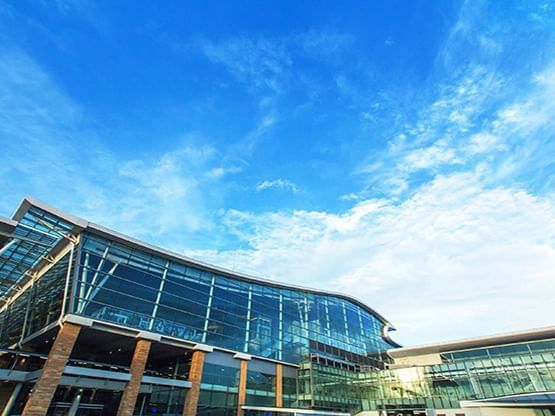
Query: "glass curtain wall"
282 375 297 408
0 206 73 295
199 363 239 415
245 368 276 406
73 232 394 364
134 386 186 416
303 339 555 412
244 360 279 407
0 252 70 347
364 339 555 410
0 204 75 348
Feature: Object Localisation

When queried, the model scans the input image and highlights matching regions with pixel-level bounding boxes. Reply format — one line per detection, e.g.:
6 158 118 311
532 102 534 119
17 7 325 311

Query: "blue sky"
1 0 554 345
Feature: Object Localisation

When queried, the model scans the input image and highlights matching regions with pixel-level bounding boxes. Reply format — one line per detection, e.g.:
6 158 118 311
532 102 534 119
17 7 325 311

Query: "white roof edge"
14 197 89 229
9 197 395 329
387 326 555 358
0 216 18 227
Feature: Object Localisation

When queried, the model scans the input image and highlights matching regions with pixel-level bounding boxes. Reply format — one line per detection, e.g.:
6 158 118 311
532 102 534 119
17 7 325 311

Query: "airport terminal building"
0 198 553 416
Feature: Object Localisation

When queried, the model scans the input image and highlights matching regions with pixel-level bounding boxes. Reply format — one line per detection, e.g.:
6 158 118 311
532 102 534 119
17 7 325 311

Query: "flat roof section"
387 326 555 358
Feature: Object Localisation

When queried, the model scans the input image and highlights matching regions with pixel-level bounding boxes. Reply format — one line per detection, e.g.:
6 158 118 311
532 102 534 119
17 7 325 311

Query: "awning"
460 391 555 408
242 406 350 416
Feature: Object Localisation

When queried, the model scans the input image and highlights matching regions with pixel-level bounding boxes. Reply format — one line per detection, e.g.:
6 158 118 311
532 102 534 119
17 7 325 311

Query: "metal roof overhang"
387 326 555 358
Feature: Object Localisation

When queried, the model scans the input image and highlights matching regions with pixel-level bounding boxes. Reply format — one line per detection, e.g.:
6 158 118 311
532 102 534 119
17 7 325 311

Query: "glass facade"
72 232 395 365
0 207 73 294
135 386 186 416
199 363 240 415
0 251 69 347
302 338 555 413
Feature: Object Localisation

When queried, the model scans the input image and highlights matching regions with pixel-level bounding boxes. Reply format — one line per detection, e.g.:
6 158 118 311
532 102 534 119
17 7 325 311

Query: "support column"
1 383 22 416
22 323 81 416
236 355 250 416
117 338 152 416
67 388 83 416
183 350 207 416
275 363 283 408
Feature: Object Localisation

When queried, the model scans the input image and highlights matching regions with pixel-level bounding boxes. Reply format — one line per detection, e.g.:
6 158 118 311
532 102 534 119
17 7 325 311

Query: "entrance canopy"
242 406 350 416
461 391 555 408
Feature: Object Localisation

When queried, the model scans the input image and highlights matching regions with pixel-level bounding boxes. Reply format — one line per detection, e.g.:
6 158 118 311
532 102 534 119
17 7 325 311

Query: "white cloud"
357 64 507 196
466 133 506 154
256 179 299 194
198 36 291 93
295 29 353 59
357 0 553 197
402 139 461 171
208 165 243 178
340 192 362 201
232 113 279 155
191 173 555 345
360 52 555 198
0 48 225 243
196 30 353 94
497 65 555 131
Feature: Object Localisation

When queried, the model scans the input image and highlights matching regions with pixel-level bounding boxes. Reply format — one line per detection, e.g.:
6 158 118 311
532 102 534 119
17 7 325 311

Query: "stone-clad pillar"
234 353 251 416
116 338 152 416
22 323 82 416
183 349 208 416
237 360 248 416
275 363 283 408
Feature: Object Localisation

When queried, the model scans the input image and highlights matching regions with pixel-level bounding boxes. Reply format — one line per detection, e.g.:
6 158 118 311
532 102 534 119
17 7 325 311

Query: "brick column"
22 323 81 416
183 350 206 416
275 363 283 408
237 359 248 416
116 338 152 416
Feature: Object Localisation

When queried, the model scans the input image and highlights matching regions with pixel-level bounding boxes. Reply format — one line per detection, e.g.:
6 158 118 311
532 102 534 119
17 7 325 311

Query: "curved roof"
9 197 397 342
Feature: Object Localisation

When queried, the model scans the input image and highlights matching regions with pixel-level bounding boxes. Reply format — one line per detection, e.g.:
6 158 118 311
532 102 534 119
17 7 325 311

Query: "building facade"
0 198 553 416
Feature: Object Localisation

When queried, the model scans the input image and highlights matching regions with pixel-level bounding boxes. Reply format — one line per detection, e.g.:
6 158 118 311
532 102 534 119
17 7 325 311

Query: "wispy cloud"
340 192 362 202
192 172 555 345
188 2 555 345
196 29 354 95
0 47 228 245
244 113 278 148
294 29 353 63
198 36 291 93
256 179 299 194
357 4 555 198
2 0 554 347
208 165 243 179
